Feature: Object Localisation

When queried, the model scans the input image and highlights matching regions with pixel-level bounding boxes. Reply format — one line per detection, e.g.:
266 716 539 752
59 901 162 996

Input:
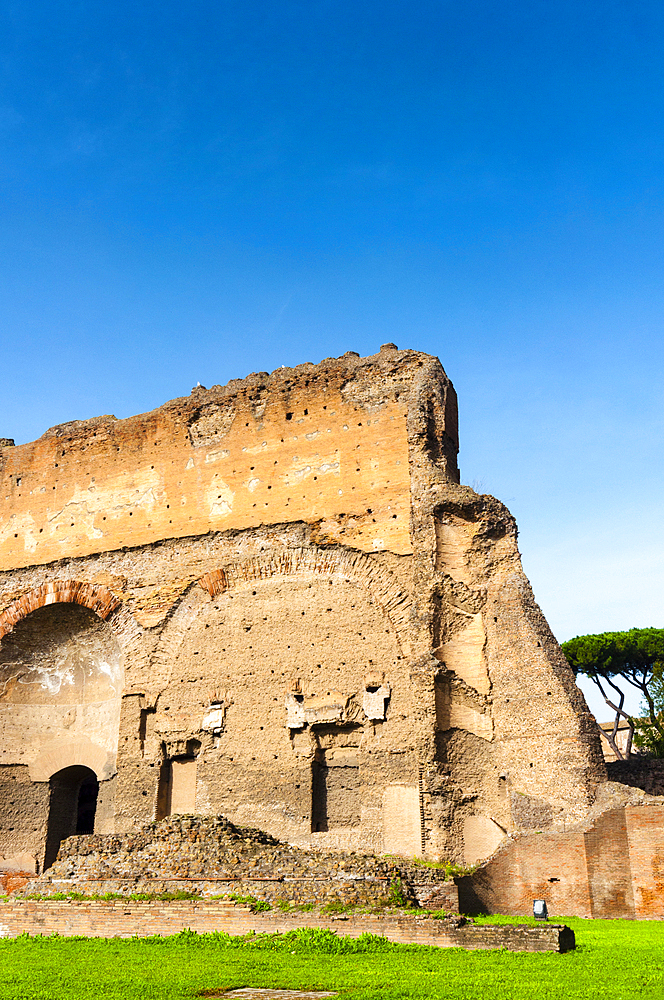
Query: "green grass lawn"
0 919 662 1000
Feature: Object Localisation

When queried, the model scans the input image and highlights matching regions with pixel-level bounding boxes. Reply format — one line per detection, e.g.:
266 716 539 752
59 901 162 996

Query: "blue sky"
2 2 663 717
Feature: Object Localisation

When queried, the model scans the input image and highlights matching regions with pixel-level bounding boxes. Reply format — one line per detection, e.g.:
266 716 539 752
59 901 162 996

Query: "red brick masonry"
0 900 574 952
461 802 664 919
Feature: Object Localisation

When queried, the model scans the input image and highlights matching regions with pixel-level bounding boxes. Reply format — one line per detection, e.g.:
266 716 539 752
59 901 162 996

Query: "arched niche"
152 549 410 735
148 549 412 846
199 548 412 653
0 580 121 640
0 601 125 775
148 546 414 693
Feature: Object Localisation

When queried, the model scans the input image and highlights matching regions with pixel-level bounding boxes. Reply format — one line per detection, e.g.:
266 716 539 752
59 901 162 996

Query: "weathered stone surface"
606 757 664 796
1 351 448 569
0 347 620 903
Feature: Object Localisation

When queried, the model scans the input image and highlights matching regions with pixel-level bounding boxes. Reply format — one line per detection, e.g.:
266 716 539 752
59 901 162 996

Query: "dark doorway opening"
76 774 98 834
311 755 328 832
44 765 99 870
155 756 172 820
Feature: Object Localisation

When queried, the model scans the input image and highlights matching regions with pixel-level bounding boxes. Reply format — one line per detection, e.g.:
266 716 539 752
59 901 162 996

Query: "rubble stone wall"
606 757 664 797
17 814 459 912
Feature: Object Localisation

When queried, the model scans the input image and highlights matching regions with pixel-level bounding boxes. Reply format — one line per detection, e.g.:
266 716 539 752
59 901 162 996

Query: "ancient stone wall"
0 347 608 876
606 757 664 796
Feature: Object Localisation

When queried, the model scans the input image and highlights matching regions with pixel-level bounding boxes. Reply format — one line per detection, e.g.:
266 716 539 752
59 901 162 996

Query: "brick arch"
28 736 116 783
0 580 145 670
199 547 413 649
149 547 413 694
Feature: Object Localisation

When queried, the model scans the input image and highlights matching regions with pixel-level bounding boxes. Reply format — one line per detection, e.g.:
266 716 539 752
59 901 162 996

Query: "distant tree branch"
590 673 633 760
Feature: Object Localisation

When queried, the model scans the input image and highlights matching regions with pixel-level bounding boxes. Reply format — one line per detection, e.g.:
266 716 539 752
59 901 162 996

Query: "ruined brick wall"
607 757 664 796
0 346 606 875
0 899 575 951
460 787 664 919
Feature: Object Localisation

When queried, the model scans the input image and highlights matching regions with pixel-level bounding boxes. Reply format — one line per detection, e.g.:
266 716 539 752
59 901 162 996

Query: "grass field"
0 917 662 1000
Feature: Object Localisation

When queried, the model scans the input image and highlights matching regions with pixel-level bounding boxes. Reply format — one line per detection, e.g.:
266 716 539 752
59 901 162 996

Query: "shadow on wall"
156 741 201 820
311 748 361 832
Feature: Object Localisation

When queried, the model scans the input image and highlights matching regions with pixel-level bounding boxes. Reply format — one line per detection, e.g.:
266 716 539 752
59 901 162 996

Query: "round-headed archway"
44 765 99 870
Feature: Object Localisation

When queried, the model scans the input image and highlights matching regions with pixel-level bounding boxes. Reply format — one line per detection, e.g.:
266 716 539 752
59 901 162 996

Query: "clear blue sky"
2 2 663 717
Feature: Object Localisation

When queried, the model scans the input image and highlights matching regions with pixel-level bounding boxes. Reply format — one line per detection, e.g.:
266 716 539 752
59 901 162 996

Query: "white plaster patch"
283 455 340 487
284 465 312 485
205 479 234 518
363 683 391 720
201 706 225 733
243 440 269 455
96 658 124 692
285 693 306 729
24 659 75 696
136 487 157 510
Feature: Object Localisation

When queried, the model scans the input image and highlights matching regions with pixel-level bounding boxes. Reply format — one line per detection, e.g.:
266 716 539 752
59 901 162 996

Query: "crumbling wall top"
0 347 458 571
